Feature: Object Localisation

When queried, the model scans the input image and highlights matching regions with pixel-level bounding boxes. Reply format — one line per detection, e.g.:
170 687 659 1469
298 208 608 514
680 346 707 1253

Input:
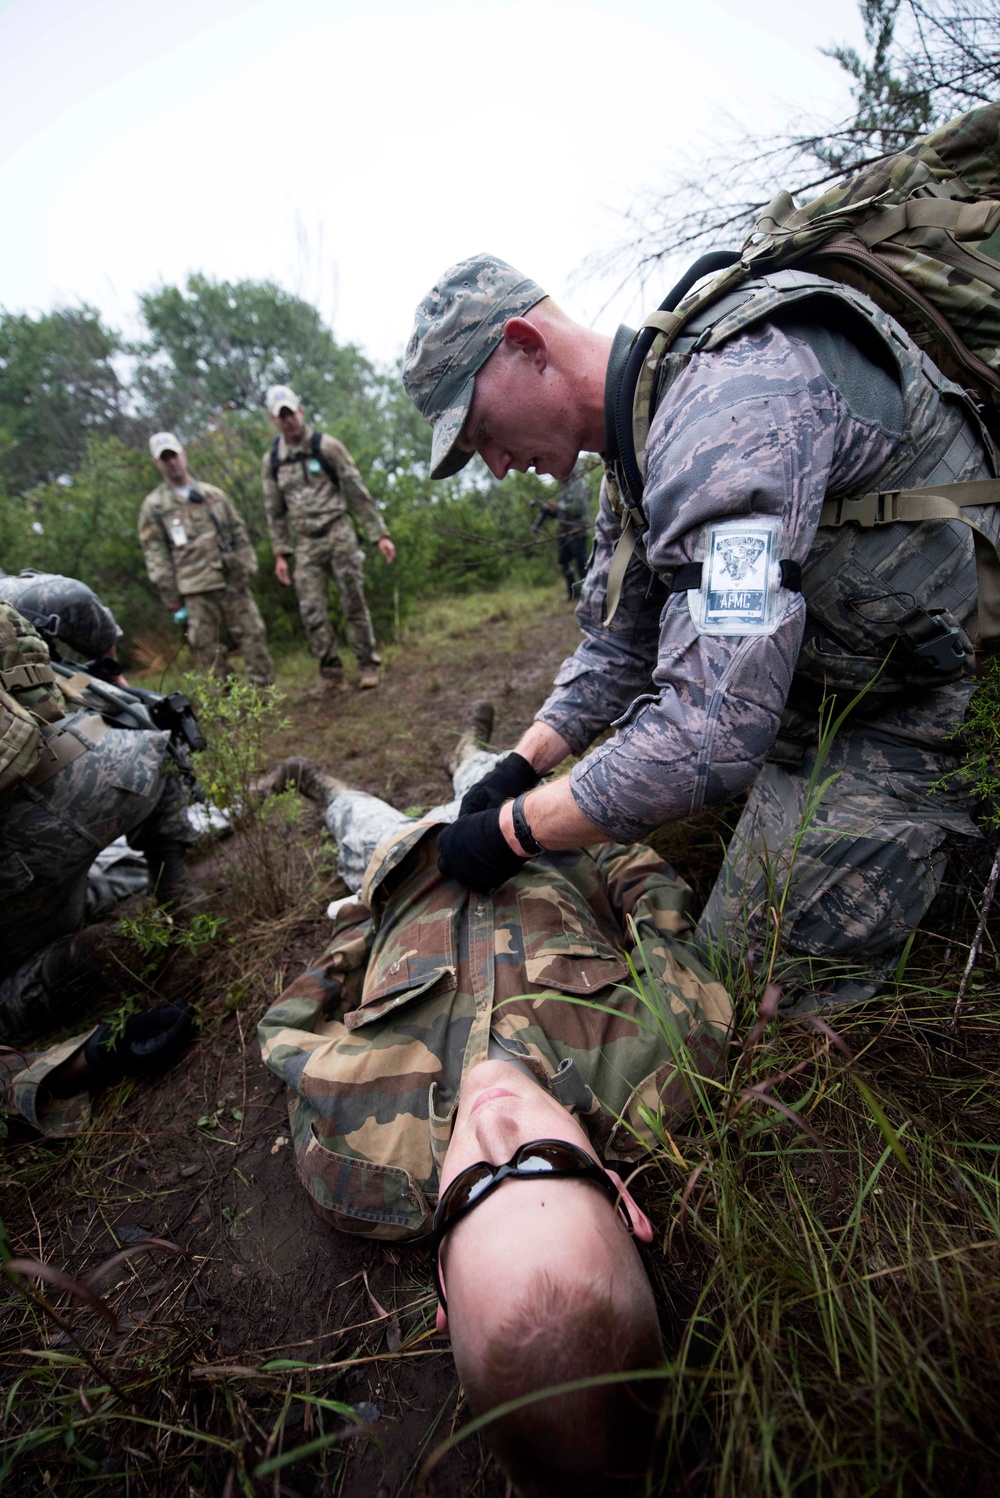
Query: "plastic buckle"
913 620 968 671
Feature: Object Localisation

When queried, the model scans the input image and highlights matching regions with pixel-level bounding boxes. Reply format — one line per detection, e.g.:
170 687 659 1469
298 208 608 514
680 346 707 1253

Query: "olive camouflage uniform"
535 273 995 1004
261 427 387 679
258 763 732 1240
138 480 274 685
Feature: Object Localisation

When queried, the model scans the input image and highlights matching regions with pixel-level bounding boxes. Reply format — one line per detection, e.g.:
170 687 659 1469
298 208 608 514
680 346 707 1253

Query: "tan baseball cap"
266 384 302 417
149 432 183 460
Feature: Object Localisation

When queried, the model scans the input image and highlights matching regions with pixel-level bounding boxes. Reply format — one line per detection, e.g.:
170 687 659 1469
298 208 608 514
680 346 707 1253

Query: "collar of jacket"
361 819 442 924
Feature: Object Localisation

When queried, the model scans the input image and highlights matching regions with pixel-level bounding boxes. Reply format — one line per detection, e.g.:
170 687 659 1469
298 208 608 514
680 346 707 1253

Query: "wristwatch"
511 792 544 856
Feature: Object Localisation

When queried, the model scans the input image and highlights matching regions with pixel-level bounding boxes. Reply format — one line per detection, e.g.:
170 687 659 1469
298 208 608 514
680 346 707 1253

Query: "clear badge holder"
687 516 787 637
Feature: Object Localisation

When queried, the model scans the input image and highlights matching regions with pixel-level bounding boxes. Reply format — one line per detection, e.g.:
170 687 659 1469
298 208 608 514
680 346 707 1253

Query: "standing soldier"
261 385 396 694
138 433 275 685
536 459 593 600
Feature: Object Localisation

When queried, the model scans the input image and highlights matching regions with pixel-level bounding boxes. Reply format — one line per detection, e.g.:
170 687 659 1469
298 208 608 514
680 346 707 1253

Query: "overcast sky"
0 0 865 365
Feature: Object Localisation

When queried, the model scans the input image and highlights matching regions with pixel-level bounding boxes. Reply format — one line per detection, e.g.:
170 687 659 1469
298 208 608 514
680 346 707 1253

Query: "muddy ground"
2 584 609 1497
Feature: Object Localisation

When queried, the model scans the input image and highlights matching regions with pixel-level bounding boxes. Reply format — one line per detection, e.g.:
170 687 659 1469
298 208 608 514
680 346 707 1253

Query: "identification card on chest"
307 458 323 475
169 516 189 547
688 516 785 637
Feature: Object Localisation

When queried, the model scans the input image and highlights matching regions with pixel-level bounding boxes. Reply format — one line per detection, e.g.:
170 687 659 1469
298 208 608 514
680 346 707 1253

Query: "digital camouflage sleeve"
536 317 968 841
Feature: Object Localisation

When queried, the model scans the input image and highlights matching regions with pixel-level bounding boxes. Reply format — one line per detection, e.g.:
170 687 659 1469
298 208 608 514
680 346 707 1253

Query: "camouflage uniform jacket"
258 822 732 1241
261 426 387 558
537 270 995 843
138 481 258 604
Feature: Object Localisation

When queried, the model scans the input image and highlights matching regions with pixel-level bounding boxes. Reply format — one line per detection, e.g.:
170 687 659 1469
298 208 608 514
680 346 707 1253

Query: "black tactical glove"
83 1003 195 1086
458 752 540 818
438 810 529 892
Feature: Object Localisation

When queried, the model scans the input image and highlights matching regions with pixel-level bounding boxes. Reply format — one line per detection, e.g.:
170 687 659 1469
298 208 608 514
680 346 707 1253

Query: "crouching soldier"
0 581 201 1041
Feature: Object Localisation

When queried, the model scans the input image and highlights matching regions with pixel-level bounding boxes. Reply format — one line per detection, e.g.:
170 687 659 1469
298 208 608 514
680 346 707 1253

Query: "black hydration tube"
614 250 741 506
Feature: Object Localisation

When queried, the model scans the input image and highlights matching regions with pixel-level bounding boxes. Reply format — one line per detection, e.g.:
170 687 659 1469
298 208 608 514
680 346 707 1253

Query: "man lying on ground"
256 708 733 1497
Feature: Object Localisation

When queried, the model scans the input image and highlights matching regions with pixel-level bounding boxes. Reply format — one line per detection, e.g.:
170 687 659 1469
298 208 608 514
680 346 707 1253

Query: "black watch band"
511 793 544 856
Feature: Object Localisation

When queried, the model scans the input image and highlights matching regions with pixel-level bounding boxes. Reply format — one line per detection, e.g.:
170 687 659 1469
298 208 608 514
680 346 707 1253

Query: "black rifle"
47 659 207 782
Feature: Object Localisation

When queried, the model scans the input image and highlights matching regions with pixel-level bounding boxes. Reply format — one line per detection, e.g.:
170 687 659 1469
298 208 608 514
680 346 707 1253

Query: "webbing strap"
642 310 684 339
857 198 1000 247
603 514 639 627
23 713 111 789
0 661 56 692
819 478 1000 645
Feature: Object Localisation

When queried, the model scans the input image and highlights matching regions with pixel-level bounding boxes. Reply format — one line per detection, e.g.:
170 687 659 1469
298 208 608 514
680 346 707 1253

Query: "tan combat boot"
357 668 381 690
250 757 350 806
445 699 495 774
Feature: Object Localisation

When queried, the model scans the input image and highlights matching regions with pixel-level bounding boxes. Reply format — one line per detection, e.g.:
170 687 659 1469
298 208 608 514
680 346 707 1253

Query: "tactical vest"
604 269 999 701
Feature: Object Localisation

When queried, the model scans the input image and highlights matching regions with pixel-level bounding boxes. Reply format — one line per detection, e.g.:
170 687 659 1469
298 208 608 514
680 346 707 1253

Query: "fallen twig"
951 842 1000 1033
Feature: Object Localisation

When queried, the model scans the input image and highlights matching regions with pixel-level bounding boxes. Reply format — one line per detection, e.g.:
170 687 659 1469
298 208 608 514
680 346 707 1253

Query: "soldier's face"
434 1060 652 1334
274 406 306 444
155 450 189 485
456 326 582 483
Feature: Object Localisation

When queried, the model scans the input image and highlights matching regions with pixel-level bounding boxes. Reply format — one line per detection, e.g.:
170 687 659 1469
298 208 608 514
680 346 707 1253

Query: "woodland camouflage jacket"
261 426 387 557
258 822 732 1241
138 481 258 603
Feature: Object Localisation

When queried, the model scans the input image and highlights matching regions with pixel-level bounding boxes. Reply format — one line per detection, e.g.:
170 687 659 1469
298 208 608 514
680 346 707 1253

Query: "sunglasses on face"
430 1138 633 1314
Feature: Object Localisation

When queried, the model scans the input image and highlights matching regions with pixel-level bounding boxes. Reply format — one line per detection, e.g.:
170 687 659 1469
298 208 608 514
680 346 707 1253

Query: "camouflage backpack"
0 601 67 797
609 102 1000 646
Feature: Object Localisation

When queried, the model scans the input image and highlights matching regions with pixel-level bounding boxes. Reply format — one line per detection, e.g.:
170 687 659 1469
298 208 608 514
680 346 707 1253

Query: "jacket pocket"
515 881 627 995
299 1130 431 1238
344 963 456 1030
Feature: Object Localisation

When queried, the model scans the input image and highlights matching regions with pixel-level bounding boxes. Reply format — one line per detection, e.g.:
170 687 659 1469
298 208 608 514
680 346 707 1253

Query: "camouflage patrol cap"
149 432 183 460
266 384 302 417
403 254 547 479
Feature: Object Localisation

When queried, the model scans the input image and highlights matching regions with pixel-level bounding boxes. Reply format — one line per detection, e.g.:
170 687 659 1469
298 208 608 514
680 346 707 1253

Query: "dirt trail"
2 585 584 1497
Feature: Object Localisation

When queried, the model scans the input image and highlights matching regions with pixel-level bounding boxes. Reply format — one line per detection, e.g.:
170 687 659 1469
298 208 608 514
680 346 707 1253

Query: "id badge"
687 516 785 636
169 516 189 546
307 458 323 475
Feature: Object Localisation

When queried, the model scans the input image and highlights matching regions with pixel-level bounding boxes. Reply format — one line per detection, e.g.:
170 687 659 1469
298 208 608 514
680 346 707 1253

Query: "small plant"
184 674 307 918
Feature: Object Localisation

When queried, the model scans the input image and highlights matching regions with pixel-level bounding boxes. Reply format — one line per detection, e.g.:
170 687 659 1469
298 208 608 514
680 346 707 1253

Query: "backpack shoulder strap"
269 436 281 484
310 431 340 491
603 251 742 626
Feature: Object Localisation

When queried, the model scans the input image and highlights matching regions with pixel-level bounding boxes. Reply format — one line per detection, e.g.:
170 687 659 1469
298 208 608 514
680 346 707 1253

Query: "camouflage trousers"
325 747 504 894
697 685 981 1008
185 584 275 685
0 717 193 1037
292 519 380 678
